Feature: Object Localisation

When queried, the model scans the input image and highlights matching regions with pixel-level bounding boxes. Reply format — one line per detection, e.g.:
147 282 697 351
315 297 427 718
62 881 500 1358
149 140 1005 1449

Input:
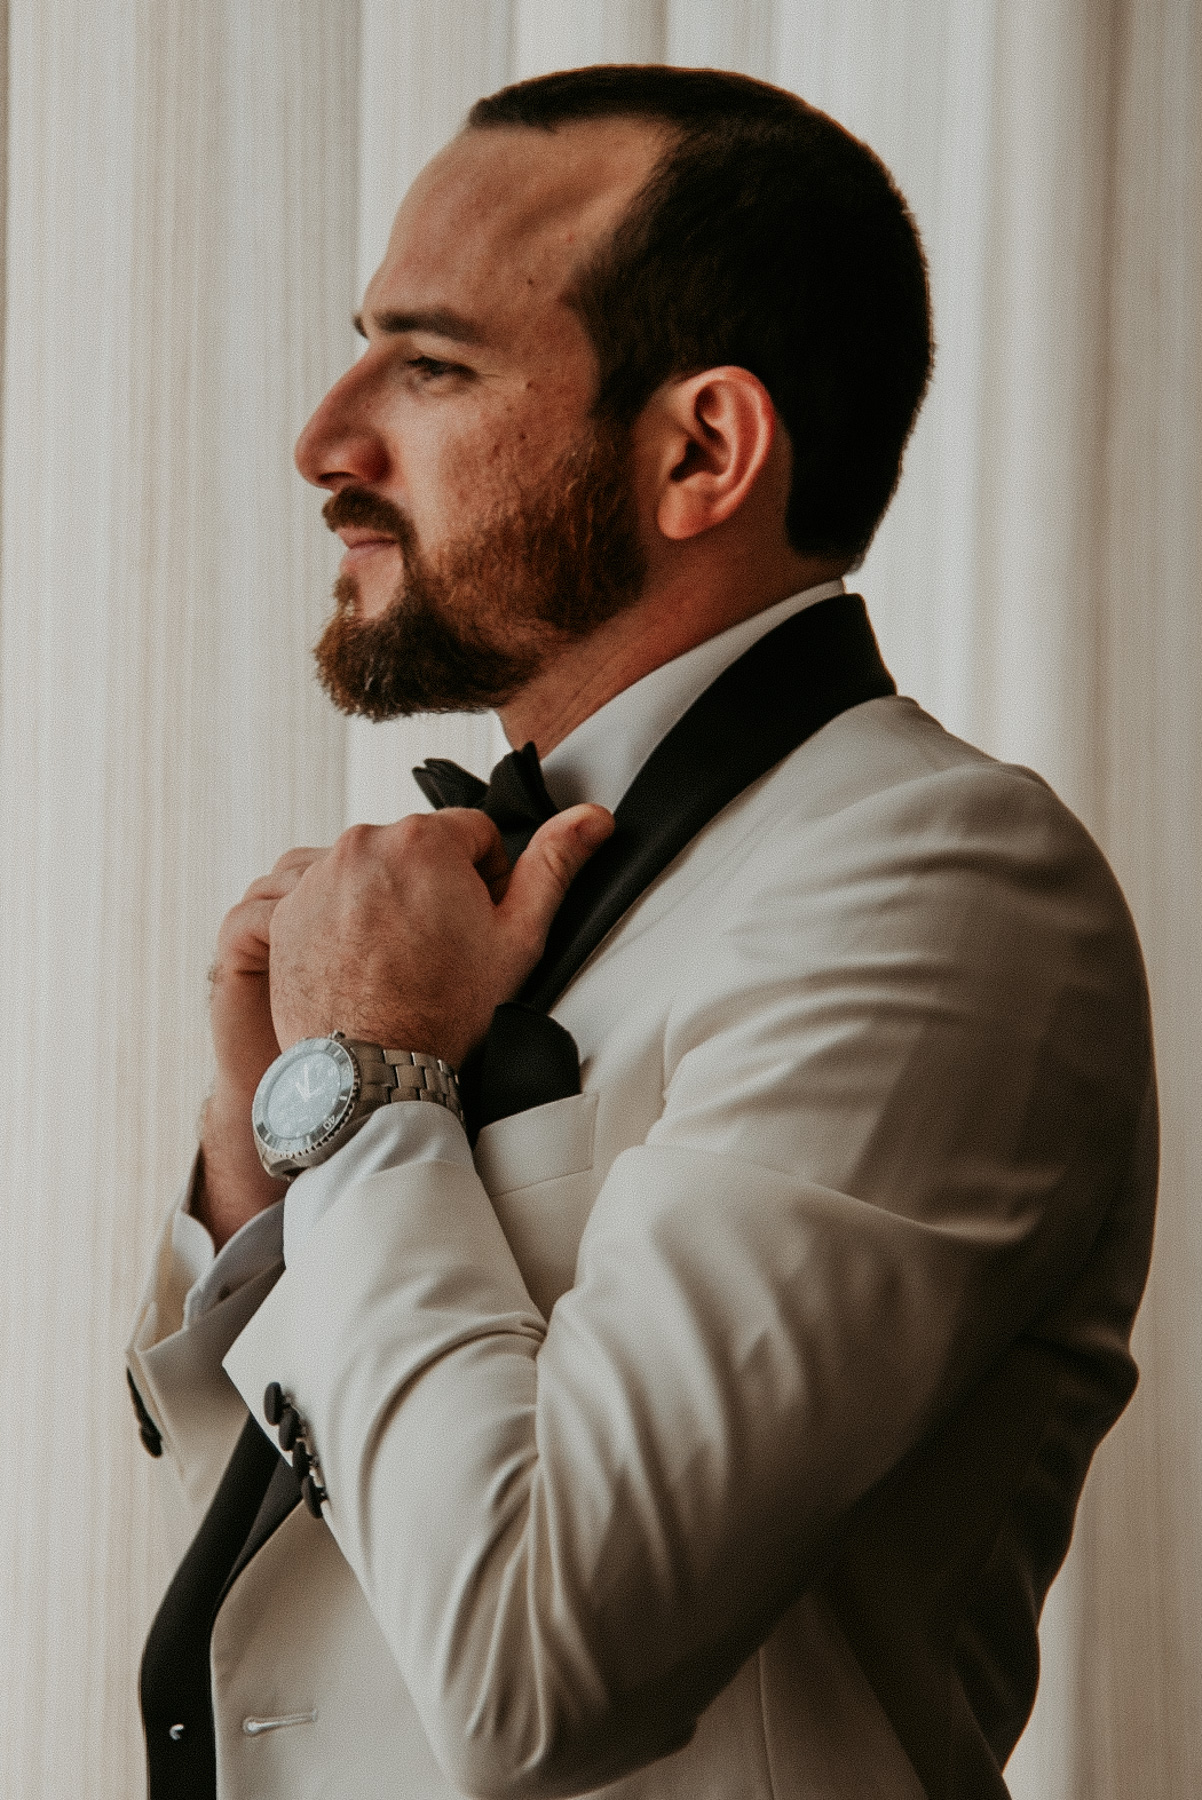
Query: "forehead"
363 119 667 351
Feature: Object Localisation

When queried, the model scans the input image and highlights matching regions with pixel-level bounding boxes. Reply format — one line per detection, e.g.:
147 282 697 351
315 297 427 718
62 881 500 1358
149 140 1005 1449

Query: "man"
127 66 1156 1800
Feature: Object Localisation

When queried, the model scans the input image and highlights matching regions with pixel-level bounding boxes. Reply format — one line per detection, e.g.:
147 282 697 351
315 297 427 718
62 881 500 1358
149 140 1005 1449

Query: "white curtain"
0 4 1196 1795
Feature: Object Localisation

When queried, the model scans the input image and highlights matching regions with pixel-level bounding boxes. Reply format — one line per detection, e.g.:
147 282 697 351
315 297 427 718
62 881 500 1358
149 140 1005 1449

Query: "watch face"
253 1037 358 1159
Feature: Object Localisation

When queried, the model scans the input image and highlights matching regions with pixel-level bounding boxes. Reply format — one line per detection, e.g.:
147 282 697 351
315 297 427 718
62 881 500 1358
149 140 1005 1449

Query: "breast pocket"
474 1092 599 1318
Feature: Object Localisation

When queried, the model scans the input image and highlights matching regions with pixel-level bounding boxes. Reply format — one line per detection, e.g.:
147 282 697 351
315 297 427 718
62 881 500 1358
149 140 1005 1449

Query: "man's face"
295 120 666 717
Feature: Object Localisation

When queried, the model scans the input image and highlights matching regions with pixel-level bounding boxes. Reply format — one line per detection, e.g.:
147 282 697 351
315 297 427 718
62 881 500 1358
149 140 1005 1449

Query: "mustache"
321 486 410 540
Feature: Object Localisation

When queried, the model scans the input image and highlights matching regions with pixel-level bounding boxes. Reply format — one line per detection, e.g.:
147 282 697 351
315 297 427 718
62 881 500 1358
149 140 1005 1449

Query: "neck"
498 551 848 755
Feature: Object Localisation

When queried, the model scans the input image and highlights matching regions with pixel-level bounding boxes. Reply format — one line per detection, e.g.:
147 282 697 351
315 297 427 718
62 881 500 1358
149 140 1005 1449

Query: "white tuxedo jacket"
129 691 1156 1799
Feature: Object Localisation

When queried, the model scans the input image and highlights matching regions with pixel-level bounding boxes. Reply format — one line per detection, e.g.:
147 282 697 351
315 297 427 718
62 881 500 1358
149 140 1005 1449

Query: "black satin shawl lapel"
221 1451 304 1601
521 594 894 1013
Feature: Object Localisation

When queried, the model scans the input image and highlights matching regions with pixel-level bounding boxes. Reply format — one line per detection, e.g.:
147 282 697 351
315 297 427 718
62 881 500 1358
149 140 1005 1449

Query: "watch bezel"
252 1035 361 1165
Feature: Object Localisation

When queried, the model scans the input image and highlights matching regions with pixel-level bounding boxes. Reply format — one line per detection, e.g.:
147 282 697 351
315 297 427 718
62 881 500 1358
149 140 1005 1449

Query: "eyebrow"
352 306 488 347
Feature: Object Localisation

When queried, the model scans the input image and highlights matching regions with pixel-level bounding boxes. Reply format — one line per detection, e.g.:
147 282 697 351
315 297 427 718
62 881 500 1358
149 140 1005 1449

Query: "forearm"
216 760 1153 1795
222 1134 1075 1799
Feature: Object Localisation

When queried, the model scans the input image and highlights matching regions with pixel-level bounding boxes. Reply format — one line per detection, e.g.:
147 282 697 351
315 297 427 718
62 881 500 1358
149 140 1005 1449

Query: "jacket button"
168 1723 186 1742
278 1406 301 1452
264 1381 285 1426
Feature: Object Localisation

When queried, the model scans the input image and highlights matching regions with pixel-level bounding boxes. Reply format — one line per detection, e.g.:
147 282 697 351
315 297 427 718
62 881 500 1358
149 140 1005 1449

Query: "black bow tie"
412 741 559 865
412 739 582 1140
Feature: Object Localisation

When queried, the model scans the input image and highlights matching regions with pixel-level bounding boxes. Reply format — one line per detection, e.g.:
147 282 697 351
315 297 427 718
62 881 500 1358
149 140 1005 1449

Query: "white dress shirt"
179 577 845 1323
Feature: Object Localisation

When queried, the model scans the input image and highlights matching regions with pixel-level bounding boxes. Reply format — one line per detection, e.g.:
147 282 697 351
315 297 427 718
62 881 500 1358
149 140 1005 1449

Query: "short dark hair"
468 66 933 562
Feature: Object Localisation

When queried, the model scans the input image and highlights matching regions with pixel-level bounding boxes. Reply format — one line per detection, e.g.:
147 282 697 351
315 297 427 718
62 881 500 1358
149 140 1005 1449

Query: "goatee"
312 419 645 720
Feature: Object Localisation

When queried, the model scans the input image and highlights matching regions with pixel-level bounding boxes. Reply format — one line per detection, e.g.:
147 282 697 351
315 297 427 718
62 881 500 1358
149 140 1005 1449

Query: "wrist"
197 1088 287 1251
252 1034 464 1181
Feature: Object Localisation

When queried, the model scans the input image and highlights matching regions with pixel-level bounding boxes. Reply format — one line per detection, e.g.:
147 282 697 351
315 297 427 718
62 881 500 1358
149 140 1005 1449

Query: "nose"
295 358 390 491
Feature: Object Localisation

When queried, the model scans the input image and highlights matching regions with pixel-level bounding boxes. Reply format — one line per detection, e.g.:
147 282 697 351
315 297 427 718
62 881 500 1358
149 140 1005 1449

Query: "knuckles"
329 821 380 866
270 844 327 875
216 895 271 953
218 806 558 1056
326 813 431 874
383 813 437 857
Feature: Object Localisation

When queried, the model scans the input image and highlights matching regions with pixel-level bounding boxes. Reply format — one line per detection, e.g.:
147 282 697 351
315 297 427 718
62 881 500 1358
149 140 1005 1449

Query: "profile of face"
313 411 644 718
296 121 666 718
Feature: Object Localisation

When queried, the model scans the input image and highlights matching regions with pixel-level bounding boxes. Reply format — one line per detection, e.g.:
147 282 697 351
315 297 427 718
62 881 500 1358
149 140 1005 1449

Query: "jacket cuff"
283 1100 472 1265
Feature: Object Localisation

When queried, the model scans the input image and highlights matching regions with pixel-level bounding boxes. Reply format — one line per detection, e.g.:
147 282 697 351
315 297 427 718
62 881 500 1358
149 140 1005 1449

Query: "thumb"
499 804 615 953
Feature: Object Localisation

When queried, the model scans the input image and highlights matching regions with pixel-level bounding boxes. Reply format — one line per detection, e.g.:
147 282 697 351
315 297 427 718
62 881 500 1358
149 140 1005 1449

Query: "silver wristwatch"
251 1032 463 1179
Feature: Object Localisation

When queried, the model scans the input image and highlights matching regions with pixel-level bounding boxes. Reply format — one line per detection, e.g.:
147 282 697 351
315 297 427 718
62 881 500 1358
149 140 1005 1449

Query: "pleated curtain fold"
0 4 1196 1795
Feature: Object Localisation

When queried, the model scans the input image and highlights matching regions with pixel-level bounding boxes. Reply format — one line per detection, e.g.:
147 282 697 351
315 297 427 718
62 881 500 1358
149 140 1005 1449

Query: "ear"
646 367 779 543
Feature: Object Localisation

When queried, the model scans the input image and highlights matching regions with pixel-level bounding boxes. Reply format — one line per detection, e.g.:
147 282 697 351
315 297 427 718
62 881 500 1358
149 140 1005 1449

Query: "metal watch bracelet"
345 1040 464 1125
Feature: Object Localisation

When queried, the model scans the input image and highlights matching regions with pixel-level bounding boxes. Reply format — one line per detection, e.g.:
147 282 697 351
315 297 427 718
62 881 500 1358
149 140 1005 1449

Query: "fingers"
268 814 505 897
500 806 615 953
243 847 328 903
272 845 328 875
368 807 510 894
469 819 514 900
390 806 504 866
214 895 279 977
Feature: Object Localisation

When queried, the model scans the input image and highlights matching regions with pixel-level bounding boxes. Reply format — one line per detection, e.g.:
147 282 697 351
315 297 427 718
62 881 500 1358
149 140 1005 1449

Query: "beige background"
0 2 1197 1795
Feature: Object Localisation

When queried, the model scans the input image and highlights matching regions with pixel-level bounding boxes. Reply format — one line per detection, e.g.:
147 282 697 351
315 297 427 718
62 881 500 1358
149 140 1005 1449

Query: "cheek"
406 378 593 541
427 432 527 529
405 408 506 515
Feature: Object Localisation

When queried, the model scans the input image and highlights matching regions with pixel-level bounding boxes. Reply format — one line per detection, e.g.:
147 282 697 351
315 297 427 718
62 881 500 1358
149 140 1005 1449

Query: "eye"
404 354 466 383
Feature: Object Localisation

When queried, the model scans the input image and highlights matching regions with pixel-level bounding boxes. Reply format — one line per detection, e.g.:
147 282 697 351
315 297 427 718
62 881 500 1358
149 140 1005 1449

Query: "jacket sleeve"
222 759 1156 1800
126 1168 284 1539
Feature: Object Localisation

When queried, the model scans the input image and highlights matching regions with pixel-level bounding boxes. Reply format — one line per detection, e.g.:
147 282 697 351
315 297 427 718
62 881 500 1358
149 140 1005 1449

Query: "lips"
338 533 400 574
323 488 409 583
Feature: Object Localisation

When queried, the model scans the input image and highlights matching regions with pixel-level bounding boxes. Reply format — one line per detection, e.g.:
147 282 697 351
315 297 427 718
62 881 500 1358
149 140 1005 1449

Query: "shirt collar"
538 578 847 815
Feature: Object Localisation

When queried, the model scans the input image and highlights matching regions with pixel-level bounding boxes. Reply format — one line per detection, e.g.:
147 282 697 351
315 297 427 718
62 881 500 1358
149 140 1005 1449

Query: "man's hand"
198 846 328 1249
193 806 611 1252
268 803 614 1066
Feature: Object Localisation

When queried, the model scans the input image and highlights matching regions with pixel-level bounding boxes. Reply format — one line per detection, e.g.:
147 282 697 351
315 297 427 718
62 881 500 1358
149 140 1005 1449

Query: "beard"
312 416 646 720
